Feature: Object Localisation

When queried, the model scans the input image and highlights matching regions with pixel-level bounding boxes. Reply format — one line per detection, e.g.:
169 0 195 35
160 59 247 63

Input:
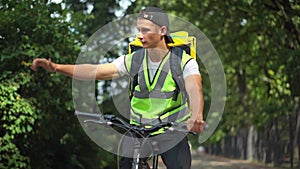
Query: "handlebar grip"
74 110 103 119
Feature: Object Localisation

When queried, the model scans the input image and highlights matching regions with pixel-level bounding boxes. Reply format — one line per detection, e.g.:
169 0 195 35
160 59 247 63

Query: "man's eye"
141 28 150 33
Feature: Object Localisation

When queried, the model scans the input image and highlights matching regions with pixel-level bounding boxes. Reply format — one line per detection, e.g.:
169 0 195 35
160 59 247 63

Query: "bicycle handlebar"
74 111 195 136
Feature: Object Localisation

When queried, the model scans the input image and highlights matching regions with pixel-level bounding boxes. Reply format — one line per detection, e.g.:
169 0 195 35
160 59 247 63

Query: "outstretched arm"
31 58 120 80
185 74 206 133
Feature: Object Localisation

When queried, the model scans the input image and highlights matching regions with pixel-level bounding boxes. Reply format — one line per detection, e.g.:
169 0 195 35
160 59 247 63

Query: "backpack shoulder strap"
170 47 188 102
129 49 144 99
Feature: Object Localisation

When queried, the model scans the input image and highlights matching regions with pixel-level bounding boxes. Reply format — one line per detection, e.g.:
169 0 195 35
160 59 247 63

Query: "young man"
31 7 205 169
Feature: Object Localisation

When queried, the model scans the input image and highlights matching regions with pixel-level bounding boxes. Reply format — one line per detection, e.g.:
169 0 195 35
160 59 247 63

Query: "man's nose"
137 32 143 40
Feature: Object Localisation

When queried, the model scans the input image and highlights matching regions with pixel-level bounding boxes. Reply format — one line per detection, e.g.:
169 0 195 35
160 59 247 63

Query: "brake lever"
103 114 116 121
168 123 197 135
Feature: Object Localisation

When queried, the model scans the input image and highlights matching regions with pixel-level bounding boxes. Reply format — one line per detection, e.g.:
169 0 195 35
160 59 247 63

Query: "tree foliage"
1 0 300 168
0 0 117 168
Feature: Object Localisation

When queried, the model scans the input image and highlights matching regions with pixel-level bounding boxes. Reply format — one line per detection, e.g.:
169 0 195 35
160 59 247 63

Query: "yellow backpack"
128 31 196 59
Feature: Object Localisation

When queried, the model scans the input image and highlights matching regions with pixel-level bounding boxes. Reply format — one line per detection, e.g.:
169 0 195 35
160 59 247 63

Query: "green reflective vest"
125 48 192 126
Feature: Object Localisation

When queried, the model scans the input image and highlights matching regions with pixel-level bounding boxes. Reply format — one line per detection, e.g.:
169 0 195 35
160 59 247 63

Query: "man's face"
136 18 164 49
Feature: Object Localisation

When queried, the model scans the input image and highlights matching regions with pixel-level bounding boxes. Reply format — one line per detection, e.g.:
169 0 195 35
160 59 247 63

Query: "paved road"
191 153 283 169
155 153 283 169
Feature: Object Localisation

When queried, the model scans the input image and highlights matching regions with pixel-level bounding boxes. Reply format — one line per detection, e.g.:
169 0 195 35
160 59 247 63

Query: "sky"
50 0 133 18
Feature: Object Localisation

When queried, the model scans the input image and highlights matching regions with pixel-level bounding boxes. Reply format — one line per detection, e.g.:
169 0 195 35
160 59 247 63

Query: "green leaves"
1 0 298 167
0 0 77 168
0 136 29 169
1 0 121 168
0 73 36 168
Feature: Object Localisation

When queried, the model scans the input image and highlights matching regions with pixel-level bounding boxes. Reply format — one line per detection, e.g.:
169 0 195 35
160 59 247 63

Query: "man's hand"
31 58 57 72
187 118 206 133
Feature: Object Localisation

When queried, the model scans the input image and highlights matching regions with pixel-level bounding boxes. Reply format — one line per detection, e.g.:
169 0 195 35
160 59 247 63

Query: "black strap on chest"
129 47 187 102
169 47 187 102
129 49 144 100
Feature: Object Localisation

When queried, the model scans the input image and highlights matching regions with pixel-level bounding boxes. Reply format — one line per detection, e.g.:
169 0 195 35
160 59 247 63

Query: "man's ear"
160 26 168 36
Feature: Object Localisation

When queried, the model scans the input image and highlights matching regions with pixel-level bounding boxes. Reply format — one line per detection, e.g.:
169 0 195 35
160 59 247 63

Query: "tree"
0 0 118 168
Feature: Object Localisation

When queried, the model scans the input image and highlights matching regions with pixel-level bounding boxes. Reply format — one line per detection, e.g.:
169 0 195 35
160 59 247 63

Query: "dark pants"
119 136 191 169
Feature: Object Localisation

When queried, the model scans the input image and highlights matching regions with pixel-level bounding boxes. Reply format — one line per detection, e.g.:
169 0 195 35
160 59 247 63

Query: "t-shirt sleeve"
112 55 128 76
183 59 200 79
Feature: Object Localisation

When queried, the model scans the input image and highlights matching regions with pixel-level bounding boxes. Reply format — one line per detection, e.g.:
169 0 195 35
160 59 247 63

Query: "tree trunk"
256 132 262 161
247 125 258 161
240 128 248 160
290 113 295 169
294 98 300 169
265 124 272 164
274 117 282 166
224 135 233 157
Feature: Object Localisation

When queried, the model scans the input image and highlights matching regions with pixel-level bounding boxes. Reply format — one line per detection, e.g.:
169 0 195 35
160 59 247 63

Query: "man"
31 6 205 169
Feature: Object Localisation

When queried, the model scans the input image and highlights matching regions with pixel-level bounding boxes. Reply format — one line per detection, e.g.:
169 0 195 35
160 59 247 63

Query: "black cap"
138 7 174 44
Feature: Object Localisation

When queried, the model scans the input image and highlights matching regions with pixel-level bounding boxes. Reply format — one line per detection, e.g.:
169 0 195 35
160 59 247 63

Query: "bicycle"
74 110 195 169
